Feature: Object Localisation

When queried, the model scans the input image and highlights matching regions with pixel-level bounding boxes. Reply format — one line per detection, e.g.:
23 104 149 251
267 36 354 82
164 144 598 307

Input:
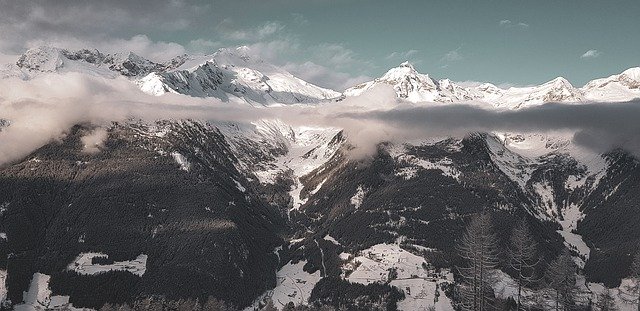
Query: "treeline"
98 296 236 311
455 212 640 311
309 277 405 311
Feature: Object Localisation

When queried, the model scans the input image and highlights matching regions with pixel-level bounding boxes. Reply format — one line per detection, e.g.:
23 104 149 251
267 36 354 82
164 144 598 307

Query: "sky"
1 0 639 90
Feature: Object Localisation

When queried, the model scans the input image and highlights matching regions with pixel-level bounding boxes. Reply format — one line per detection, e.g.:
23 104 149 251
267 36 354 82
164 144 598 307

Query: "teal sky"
168 0 640 88
2 0 639 89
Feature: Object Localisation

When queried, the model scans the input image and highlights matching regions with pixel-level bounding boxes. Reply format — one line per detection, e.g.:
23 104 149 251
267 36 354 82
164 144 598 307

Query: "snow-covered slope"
583 67 640 102
345 62 639 108
490 77 585 109
219 119 344 210
1 46 340 105
4 46 175 79
344 62 475 103
4 47 638 107
139 47 341 104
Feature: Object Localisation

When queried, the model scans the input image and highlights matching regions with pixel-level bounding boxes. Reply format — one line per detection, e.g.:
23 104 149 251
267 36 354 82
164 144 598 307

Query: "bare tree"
621 252 640 311
545 249 579 311
507 219 540 310
456 212 500 311
595 289 619 311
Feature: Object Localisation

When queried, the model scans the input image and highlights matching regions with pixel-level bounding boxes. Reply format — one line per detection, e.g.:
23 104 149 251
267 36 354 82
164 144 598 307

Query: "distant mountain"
345 61 640 108
137 47 341 105
583 67 640 102
488 76 584 109
8 46 176 78
2 46 341 105
344 61 475 102
3 48 640 107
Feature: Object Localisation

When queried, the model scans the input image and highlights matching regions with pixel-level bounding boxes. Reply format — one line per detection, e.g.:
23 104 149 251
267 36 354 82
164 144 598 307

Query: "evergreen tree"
456 212 500 311
262 299 278 311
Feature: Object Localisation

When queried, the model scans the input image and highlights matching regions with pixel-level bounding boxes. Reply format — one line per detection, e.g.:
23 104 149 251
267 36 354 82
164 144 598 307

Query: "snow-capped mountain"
4 47 639 108
346 61 639 108
138 47 341 105
344 61 475 103
1 46 341 105
583 67 640 102
489 77 585 109
6 46 176 79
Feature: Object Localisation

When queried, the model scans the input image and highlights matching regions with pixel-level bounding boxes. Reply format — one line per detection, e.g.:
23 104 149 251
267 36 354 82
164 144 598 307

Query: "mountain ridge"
2 46 640 108
345 61 640 108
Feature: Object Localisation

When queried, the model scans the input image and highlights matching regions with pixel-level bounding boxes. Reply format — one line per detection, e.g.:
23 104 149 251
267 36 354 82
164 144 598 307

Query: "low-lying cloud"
335 100 640 156
1 72 640 166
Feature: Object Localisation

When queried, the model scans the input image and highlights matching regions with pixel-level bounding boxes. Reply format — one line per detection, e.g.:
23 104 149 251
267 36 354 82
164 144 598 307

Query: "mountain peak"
380 61 425 82
16 46 67 71
214 46 255 63
399 61 415 69
343 62 478 103
545 77 574 88
621 67 640 81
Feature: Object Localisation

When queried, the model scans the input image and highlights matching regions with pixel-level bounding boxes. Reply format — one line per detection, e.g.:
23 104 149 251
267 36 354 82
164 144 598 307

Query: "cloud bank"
1 72 640 166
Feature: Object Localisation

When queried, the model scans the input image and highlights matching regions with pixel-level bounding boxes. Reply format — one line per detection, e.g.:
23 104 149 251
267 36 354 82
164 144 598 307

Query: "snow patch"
247 260 321 310
67 253 147 276
557 230 590 267
390 144 461 181
0 270 6 306
233 179 246 193
323 235 341 245
350 185 366 209
344 243 454 311
587 279 640 311
170 152 191 171
14 273 87 311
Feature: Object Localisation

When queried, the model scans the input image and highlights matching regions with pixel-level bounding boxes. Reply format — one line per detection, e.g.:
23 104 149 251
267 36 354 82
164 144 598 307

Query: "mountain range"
4 46 640 107
1 46 640 311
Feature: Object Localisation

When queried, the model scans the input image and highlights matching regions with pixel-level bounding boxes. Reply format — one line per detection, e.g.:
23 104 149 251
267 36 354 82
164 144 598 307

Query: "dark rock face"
0 122 285 308
2 120 640 309
578 151 640 287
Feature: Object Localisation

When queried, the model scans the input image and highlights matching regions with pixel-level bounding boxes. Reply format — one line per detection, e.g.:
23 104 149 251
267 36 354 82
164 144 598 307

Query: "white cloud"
291 13 309 26
257 22 286 39
283 61 371 91
499 20 529 29
245 39 301 61
385 49 419 60
581 49 602 59
0 52 18 64
0 1 201 53
81 128 109 153
220 21 286 41
188 39 223 54
441 48 463 62
312 43 365 68
25 34 186 62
